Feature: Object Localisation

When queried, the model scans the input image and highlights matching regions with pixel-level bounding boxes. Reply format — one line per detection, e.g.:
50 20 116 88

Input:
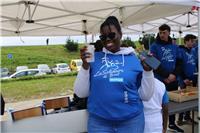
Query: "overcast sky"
0 34 141 47
0 32 197 47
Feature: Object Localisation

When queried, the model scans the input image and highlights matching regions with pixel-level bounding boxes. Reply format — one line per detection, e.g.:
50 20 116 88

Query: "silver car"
0 68 9 77
1 69 46 80
37 64 51 74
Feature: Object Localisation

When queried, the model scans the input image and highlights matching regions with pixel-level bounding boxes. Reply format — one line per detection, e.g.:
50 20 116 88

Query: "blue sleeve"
177 75 186 89
162 90 169 104
192 46 198 68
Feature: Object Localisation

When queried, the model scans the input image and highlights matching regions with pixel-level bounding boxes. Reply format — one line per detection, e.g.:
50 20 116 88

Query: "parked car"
70 59 82 71
0 68 9 77
16 66 28 72
1 69 46 80
52 63 71 74
37 64 51 74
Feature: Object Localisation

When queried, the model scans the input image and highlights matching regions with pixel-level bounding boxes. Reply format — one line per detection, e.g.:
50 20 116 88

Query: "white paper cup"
86 45 95 62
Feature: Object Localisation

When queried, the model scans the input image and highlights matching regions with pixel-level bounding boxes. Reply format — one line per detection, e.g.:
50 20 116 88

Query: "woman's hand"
80 46 90 70
141 60 152 71
139 53 152 71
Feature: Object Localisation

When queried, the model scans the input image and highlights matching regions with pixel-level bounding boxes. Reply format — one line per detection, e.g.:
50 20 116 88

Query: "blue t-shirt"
150 42 179 81
162 91 169 105
88 52 144 120
179 46 197 79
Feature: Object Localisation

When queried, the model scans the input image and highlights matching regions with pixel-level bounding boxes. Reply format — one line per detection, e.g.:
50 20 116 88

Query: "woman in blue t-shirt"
74 16 155 133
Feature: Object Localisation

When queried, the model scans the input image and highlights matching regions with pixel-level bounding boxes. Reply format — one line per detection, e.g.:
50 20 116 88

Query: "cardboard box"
168 86 198 103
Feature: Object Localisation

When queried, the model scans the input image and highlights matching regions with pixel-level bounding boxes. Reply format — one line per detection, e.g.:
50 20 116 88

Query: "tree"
122 37 136 48
139 34 155 50
64 39 78 52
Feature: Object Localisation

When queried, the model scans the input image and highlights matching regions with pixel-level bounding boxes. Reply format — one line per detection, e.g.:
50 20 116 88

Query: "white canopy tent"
0 0 198 36
1 0 200 132
124 12 198 34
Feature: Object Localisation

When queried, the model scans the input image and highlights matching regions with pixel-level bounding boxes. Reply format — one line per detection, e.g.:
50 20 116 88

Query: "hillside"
1 45 80 72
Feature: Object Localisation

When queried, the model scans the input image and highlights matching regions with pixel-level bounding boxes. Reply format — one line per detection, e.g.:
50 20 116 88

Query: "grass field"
1 45 80 73
1 43 142 103
1 75 76 103
1 45 81 103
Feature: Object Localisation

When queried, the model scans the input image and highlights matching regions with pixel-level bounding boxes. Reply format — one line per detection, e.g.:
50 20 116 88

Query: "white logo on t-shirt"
94 56 124 78
161 47 174 62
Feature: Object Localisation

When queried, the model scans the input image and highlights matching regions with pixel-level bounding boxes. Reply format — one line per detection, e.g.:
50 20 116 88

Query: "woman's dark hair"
100 16 122 35
94 40 103 52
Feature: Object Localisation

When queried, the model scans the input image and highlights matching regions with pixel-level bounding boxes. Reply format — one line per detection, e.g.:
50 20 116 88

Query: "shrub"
122 37 136 48
139 34 155 50
64 39 78 52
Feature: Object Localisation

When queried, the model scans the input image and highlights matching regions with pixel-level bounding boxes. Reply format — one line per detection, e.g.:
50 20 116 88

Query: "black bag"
1 94 5 115
71 94 87 110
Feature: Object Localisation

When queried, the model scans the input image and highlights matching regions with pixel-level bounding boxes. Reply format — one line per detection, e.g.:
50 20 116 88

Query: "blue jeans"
88 112 144 133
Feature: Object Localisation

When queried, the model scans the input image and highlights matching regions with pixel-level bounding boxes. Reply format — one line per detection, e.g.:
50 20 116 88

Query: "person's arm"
172 46 183 76
172 58 183 76
150 44 170 79
167 46 183 83
138 70 155 101
74 46 91 98
162 103 168 133
74 67 90 98
162 90 169 133
177 75 186 89
163 58 182 84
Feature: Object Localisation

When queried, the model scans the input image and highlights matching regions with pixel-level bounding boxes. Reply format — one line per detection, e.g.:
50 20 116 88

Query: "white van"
37 64 51 74
16 66 28 72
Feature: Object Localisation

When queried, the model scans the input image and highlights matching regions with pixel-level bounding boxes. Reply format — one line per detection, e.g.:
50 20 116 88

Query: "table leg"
192 110 194 133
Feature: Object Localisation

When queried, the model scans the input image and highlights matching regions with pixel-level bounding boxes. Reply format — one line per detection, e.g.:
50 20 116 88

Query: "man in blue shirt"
177 34 198 125
150 24 184 133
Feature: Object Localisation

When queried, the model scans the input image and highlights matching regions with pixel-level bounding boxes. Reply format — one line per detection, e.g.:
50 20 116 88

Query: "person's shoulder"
154 78 166 91
192 46 198 52
177 44 184 49
95 51 104 55
154 78 167 98
150 42 160 50
178 45 188 53
151 42 157 47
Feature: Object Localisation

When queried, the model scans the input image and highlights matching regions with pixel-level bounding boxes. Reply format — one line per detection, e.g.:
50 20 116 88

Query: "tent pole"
92 34 94 42
198 8 200 133
82 20 88 44
85 34 87 44
179 26 182 45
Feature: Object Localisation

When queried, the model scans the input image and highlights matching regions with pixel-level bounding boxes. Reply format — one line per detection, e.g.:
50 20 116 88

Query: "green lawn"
1 45 80 73
1 75 76 103
1 45 83 103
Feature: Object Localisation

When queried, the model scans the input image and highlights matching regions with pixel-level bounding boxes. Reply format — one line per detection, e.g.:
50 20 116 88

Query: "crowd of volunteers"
1 15 196 133
74 16 198 133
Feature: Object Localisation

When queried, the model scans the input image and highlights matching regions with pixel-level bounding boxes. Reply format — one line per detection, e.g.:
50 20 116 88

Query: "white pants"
144 112 163 133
